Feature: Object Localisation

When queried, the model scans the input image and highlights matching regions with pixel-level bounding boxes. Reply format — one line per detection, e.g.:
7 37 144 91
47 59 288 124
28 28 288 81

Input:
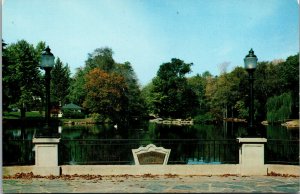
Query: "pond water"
4 121 298 140
3 121 299 165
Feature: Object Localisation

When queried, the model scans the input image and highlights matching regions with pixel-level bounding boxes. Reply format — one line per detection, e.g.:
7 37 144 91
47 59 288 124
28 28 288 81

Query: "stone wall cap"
32 138 60 144
237 137 267 143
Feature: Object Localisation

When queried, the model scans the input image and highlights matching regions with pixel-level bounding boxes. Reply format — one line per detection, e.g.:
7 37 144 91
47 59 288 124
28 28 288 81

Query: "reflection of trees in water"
3 140 34 165
265 139 299 165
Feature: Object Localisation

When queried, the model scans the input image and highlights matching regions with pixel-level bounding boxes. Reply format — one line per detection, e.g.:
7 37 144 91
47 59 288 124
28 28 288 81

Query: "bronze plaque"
137 151 166 165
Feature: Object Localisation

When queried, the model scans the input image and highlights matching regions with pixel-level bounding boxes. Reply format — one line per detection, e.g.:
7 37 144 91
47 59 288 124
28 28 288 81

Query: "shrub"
90 113 105 123
62 109 85 119
193 113 214 124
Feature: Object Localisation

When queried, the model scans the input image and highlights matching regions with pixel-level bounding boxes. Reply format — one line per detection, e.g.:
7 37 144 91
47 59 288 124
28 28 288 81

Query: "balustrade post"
237 138 267 175
32 137 60 176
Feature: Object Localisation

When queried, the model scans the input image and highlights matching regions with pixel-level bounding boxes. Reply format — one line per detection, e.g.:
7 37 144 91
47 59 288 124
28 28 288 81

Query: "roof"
61 103 83 110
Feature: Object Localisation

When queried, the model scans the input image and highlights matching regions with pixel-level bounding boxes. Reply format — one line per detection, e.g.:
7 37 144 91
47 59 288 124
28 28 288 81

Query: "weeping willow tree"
266 92 292 124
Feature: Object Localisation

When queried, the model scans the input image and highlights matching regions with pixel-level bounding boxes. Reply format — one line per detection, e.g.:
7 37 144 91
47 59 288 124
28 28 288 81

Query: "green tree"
85 47 115 72
2 39 10 111
266 92 292 124
187 74 206 114
67 67 86 106
50 58 71 106
151 58 199 118
276 54 299 118
254 61 282 121
204 67 248 122
2 40 43 119
114 62 147 120
141 82 156 115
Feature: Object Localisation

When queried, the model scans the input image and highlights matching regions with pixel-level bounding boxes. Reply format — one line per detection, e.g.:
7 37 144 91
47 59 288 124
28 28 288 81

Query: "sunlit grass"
3 111 44 119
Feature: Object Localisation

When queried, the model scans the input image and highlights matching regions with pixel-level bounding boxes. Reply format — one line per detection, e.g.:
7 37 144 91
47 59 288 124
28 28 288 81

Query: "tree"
67 67 87 106
114 62 147 120
141 82 156 115
187 74 207 114
2 40 43 119
2 39 9 111
68 47 146 123
204 67 248 122
50 58 71 106
266 92 292 124
151 58 199 118
83 68 128 123
85 47 115 72
276 54 299 118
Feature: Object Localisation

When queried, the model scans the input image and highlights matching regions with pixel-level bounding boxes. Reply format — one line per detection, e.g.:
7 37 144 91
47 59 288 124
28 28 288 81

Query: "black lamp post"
40 46 55 135
244 48 258 137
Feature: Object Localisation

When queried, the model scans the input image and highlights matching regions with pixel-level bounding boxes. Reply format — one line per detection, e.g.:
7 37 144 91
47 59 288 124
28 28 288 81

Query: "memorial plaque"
137 151 165 165
132 144 171 165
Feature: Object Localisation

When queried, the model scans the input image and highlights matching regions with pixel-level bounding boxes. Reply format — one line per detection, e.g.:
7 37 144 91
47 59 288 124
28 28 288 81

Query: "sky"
2 0 299 86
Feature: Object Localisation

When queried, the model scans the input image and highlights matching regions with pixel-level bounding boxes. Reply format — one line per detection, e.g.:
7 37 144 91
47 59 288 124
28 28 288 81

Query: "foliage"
266 92 292 124
187 74 209 115
114 62 147 119
150 58 199 118
50 58 71 106
68 47 146 124
62 109 85 119
67 68 86 106
276 54 299 118
2 40 44 118
90 113 105 123
3 38 298 124
193 113 214 124
141 82 155 114
85 47 115 72
234 100 248 118
83 68 128 123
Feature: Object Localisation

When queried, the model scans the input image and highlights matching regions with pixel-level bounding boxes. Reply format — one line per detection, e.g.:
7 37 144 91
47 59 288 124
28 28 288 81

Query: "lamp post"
40 46 55 130
244 48 258 136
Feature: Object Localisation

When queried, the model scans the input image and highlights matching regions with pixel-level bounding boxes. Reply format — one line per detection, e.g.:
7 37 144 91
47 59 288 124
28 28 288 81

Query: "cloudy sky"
3 0 299 86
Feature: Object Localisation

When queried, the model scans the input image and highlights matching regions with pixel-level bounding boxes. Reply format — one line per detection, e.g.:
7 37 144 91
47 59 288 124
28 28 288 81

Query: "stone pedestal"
32 138 60 176
237 138 267 175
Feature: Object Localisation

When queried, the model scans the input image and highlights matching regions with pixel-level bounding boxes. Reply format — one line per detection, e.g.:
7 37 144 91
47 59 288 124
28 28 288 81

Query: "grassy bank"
3 111 43 119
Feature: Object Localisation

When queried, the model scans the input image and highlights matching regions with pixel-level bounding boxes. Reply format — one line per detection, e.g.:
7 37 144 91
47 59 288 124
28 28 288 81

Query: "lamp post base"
34 125 60 138
243 126 266 138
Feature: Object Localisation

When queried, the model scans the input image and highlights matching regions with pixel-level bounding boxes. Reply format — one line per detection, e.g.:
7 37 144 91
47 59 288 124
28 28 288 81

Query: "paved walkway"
2 174 299 193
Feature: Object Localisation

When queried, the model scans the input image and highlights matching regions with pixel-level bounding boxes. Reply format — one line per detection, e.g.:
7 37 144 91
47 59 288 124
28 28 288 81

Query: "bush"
62 109 85 119
193 113 214 124
90 113 114 123
90 113 105 123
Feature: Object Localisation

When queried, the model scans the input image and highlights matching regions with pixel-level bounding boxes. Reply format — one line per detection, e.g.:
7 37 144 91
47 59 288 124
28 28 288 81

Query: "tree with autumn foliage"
83 68 128 123
68 47 146 123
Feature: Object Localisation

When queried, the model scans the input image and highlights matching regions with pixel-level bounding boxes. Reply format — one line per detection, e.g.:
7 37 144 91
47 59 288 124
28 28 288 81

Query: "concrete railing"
3 137 299 176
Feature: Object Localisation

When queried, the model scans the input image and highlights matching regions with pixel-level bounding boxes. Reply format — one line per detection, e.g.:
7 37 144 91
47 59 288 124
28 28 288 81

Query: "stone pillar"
32 138 60 176
237 138 267 175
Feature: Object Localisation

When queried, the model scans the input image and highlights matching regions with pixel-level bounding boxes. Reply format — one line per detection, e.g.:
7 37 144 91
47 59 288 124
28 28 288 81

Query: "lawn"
3 111 95 124
3 111 44 119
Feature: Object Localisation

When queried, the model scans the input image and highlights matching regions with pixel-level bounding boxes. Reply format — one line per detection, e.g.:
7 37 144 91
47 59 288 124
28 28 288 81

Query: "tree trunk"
20 106 26 121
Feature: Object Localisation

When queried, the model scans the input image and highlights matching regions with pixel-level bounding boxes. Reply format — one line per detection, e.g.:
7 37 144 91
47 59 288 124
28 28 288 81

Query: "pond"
3 121 299 165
